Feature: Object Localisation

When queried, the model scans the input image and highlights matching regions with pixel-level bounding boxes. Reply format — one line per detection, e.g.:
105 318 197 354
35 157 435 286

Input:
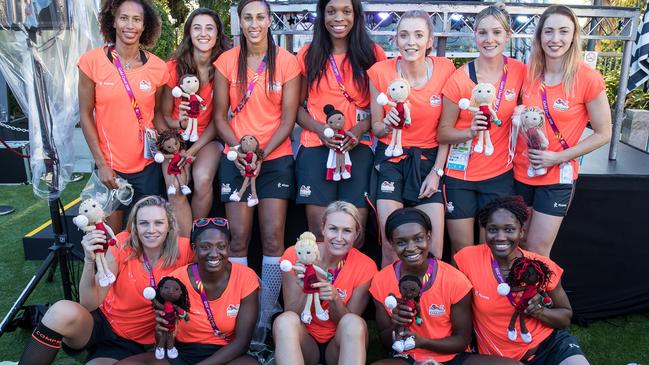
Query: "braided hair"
477 196 529 228
507 256 553 290
155 276 190 312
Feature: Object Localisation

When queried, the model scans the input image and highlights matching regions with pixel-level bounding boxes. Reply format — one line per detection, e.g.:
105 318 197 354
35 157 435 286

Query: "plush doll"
280 232 330 324
384 275 423 353
143 276 190 360
227 135 263 207
497 256 553 343
322 104 353 181
458 82 502 156
377 78 411 157
172 74 206 142
154 129 192 196
520 106 550 177
72 198 118 287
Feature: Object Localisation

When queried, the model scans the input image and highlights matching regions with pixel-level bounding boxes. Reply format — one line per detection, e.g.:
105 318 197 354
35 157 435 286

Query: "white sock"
260 256 282 329
228 256 248 266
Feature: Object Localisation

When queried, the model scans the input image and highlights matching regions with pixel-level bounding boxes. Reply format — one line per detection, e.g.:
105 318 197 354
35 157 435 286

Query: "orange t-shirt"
77 47 169 173
166 59 214 136
174 263 259 345
100 231 193 344
454 244 564 360
281 246 377 343
214 46 301 161
514 63 605 185
297 44 387 148
442 58 526 181
369 259 472 363
367 57 456 151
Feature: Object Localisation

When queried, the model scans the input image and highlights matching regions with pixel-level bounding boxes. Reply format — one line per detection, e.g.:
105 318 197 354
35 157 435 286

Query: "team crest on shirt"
336 288 347 299
429 95 441 106
299 185 312 197
139 80 152 92
428 303 446 316
446 202 454 213
553 98 570 112
226 304 240 317
504 89 516 101
221 183 231 194
380 181 395 193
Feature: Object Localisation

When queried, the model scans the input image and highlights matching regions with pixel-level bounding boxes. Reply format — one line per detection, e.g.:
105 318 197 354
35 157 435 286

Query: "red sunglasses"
192 217 229 229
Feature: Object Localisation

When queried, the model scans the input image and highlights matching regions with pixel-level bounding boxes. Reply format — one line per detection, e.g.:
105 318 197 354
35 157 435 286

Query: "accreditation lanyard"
191 263 229 339
328 54 356 104
490 258 516 307
539 81 570 150
493 56 509 112
110 47 144 141
394 258 437 295
326 254 348 284
142 253 156 289
232 56 268 115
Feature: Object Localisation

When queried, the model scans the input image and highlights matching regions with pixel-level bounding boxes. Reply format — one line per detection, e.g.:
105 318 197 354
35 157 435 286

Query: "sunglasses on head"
192 217 229 229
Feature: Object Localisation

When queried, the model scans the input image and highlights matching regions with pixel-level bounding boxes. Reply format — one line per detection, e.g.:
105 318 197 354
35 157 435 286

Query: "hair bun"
494 2 507 12
323 104 335 115
299 231 317 243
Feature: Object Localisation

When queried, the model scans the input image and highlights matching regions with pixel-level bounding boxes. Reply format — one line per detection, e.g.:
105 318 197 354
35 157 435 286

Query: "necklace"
397 57 432 88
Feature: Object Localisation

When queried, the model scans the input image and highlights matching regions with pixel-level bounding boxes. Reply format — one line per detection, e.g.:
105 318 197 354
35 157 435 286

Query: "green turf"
1 178 648 364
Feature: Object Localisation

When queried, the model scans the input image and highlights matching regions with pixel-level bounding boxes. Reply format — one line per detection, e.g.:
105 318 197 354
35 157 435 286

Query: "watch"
434 168 444 177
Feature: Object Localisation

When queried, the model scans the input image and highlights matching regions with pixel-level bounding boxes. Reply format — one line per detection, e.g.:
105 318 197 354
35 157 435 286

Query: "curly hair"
156 129 186 152
99 0 161 48
155 276 190 312
477 196 529 228
507 256 553 290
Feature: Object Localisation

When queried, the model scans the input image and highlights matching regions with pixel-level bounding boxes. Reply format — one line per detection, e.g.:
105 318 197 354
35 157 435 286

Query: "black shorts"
219 155 295 201
171 342 223 365
317 339 331 365
444 170 514 219
115 162 163 214
376 153 444 206
295 145 373 208
514 181 575 217
523 330 586 365
62 309 146 362
391 352 471 365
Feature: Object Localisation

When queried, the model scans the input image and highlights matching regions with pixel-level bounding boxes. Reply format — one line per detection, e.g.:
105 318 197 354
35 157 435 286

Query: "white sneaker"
301 312 312 324
167 185 176 195
180 185 192 195
247 196 259 207
536 167 547 176
229 191 241 202
392 145 403 156
106 271 116 284
181 132 190 141
155 347 165 360
167 347 179 359
527 165 536 178
316 310 329 321
342 171 351 179
98 275 110 288
403 336 416 350
333 172 341 181
392 340 405 353
385 145 394 157
507 329 517 341
189 133 198 142
474 143 484 154
521 331 533 343
485 144 494 156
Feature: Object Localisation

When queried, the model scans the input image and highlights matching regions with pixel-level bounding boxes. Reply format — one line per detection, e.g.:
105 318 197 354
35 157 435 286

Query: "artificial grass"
0 178 648 364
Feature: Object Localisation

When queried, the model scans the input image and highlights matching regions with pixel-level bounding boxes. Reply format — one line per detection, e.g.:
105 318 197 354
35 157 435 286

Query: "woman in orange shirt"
513 5 611 256
78 0 168 232
160 8 230 235
19 196 193 364
438 4 525 255
295 0 386 240
213 0 301 331
369 11 455 266
454 196 588 364
273 201 377 365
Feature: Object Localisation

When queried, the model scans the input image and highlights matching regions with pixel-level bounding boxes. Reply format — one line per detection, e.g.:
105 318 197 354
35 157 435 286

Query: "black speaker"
0 140 30 184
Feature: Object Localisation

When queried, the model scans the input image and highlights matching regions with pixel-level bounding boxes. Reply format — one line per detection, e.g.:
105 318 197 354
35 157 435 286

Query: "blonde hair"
396 10 434 55
322 200 362 234
124 195 180 269
528 5 583 94
295 232 320 261
474 2 512 34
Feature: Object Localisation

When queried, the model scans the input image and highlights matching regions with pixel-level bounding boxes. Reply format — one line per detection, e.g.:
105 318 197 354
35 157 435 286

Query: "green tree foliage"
166 0 190 28
151 0 176 60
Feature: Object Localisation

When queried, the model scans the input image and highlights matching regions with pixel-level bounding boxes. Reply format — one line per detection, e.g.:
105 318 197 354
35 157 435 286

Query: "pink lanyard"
493 56 509 112
491 257 516 307
328 54 356 104
142 253 156 289
539 81 570 150
191 263 229 340
232 56 267 115
326 254 348 284
110 47 144 141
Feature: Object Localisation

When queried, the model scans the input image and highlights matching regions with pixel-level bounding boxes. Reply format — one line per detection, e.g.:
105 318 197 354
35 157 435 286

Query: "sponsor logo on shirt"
299 185 311 197
99 81 115 87
226 304 240 317
429 94 441 106
474 289 490 300
553 98 569 112
428 303 446 316
139 80 152 92
336 288 347 299
221 183 231 194
504 89 516 101
380 181 395 193
553 202 567 208
446 202 454 213
277 182 290 189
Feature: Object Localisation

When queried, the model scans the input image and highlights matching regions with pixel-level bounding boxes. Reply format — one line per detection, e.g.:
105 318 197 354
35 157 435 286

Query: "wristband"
186 157 194 164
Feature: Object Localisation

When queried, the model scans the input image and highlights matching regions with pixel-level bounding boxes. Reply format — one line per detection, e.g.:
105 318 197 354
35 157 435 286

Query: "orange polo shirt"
454 244 563 360
369 259 472 363
100 231 193 344
78 46 169 173
297 44 387 148
281 245 377 343
442 58 526 181
214 46 301 161
174 263 259 345
166 59 214 136
514 63 605 185
367 57 456 151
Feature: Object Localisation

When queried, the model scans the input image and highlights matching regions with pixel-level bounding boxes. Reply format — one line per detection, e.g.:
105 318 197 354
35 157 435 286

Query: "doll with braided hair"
384 275 423 352
154 129 192 196
498 256 553 343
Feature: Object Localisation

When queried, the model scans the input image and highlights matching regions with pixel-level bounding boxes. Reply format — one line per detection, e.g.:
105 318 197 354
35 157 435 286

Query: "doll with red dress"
377 78 411 157
384 275 423 353
155 129 192 196
458 82 502 156
519 106 550 177
172 74 207 142
322 104 353 181
143 276 190 360
227 135 263 207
